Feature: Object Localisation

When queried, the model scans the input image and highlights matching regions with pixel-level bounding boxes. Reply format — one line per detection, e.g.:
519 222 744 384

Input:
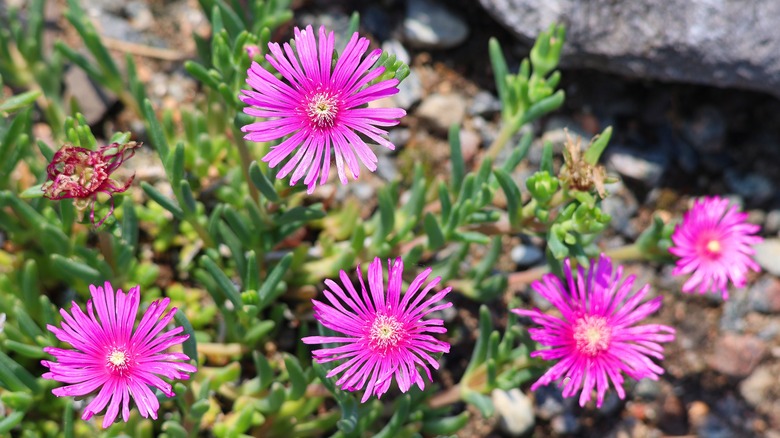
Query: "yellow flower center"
573 315 611 357
307 93 338 128
369 314 404 353
706 239 721 253
107 348 130 373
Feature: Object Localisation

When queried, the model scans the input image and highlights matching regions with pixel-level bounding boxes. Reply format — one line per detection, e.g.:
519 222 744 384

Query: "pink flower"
42 282 197 428
512 254 675 408
670 196 762 299
42 142 141 227
240 25 406 193
302 257 451 402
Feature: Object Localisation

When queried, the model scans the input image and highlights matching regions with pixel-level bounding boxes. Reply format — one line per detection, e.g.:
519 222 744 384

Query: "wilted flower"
559 130 609 198
670 196 762 299
42 282 196 428
240 25 406 193
513 254 675 407
42 142 141 227
302 257 451 402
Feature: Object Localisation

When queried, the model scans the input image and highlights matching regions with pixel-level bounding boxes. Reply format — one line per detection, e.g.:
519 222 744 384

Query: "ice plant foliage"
513 254 675 407
42 282 196 428
42 142 141 226
670 196 763 299
302 258 451 402
240 25 406 193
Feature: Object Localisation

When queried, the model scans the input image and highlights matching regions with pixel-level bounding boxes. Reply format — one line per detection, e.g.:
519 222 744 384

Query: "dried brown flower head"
559 130 609 198
42 141 141 226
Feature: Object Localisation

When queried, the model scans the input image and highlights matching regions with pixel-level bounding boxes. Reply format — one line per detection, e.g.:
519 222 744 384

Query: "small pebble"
491 388 535 437
403 0 469 49
510 244 544 267
707 333 767 377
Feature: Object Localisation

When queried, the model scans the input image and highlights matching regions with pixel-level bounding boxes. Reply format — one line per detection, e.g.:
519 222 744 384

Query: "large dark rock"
478 0 780 97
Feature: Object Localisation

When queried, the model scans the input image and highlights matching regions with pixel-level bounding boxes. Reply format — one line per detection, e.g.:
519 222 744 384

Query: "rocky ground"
29 0 780 436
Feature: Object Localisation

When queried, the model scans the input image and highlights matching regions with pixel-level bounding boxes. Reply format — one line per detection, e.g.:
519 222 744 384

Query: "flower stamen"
368 314 404 354
307 93 338 128
706 239 721 254
573 315 611 357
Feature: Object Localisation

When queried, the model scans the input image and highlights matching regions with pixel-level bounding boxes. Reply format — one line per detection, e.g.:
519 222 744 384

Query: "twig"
102 36 191 61
507 265 549 286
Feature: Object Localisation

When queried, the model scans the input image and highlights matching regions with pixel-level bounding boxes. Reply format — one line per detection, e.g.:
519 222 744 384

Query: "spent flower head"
669 196 762 299
302 257 451 402
513 254 675 407
559 130 610 198
240 25 406 193
42 141 141 227
42 282 196 428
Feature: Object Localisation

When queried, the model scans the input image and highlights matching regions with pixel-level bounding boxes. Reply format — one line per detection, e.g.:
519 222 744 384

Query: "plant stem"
234 134 261 204
604 243 645 262
484 120 518 162
190 217 215 248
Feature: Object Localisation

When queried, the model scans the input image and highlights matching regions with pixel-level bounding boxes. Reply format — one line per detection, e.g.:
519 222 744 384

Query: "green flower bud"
526 171 559 205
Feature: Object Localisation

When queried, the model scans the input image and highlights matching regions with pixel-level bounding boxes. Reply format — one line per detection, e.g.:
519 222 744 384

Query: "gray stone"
634 379 662 401
478 0 780 98
754 238 780 277
376 154 399 182
550 413 580 435
747 276 780 314
299 11 350 38
696 415 738 438
529 287 553 311
740 363 776 407
724 170 773 205
601 181 639 237
415 93 467 132
707 333 767 377
510 244 544 266
682 107 727 154
381 39 411 66
124 1 154 31
388 128 411 150
458 128 482 162
492 388 535 437
764 210 780 235
363 5 394 41
720 295 748 332
534 385 565 420
606 147 668 187
403 0 469 49
392 68 422 110
597 392 623 416
63 67 115 125
469 91 502 116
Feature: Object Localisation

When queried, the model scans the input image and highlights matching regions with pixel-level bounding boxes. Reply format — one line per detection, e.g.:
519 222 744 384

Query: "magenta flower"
670 196 762 299
512 254 675 407
302 258 451 402
42 282 196 428
42 141 141 227
240 25 406 193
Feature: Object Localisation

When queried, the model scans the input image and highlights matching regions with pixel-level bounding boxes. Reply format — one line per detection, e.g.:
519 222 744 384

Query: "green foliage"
0 2 680 435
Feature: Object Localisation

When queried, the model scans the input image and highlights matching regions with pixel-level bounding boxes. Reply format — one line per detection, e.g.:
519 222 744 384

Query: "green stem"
189 217 215 248
604 243 645 262
484 119 518 161
234 133 261 204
